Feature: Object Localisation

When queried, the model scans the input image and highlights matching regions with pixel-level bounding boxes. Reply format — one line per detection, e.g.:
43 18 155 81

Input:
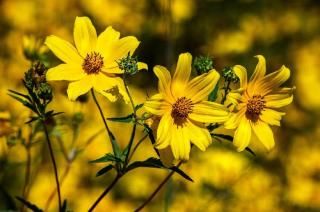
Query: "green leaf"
8 89 31 101
126 157 164 171
108 131 122 158
126 158 193 182
208 81 219 102
8 94 35 112
25 116 39 124
16 196 43 212
61 199 67 212
89 153 122 164
211 133 256 156
143 124 160 157
107 114 134 123
135 103 144 111
96 164 114 177
169 166 193 182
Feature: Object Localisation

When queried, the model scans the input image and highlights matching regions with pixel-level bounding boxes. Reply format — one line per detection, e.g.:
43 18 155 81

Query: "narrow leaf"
170 166 193 182
8 89 31 101
96 165 114 177
89 153 122 164
134 103 144 111
16 196 43 212
208 81 219 102
107 114 134 123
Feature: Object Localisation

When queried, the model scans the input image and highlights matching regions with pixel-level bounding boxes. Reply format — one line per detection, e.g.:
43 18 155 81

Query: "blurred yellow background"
0 0 320 211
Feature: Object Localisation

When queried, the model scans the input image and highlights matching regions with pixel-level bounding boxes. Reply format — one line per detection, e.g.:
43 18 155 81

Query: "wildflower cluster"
8 16 294 211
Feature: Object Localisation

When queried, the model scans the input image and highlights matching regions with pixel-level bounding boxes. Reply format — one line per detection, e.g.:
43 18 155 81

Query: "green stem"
123 77 137 167
91 89 117 155
134 162 182 212
88 174 121 212
42 121 62 211
221 80 231 104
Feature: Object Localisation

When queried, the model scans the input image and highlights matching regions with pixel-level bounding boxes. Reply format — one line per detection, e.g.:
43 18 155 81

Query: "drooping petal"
260 108 285 126
224 108 246 129
258 65 291 96
264 93 293 108
92 73 129 103
186 120 211 151
233 65 247 88
171 53 192 98
227 92 245 105
186 69 220 103
45 35 82 64
46 64 85 81
189 101 229 123
144 94 170 116
96 26 120 58
73 16 97 57
170 126 191 160
67 76 93 101
233 117 251 151
154 65 174 102
251 120 275 150
156 112 173 149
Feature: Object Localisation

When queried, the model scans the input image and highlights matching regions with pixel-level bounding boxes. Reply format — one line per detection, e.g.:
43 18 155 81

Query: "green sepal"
107 114 134 123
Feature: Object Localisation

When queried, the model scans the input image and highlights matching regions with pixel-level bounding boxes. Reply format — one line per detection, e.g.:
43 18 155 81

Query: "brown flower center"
246 95 266 122
171 97 193 124
82 52 104 74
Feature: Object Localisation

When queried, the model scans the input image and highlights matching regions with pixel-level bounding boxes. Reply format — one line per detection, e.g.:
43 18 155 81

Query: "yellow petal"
97 26 120 58
227 92 244 105
93 73 129 103
45 35 82 64
224 108 246 129
251 121 275 150
156 112 173 149
265 93 293 108
186 120 211 151
258 65 291 96
154 65 174 102
138 62 148 70
260 109 285 126
250 55 266 82
233 65 247 88
186 69 220 103
73 16 97 57
233 117 251 151
67 76 93 101
46 64 85 81
170 126 190 160
144 94 170 116
171 53 192 98
189 101 229 123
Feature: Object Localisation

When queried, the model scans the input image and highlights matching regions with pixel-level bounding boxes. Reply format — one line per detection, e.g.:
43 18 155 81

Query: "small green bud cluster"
193 56 213 74
24 62 52 102
117 54 138 75
222 67 239 83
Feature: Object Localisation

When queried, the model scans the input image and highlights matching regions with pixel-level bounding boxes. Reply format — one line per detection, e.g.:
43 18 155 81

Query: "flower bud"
193 56 213 74
117 54 139 75
222 66 239 83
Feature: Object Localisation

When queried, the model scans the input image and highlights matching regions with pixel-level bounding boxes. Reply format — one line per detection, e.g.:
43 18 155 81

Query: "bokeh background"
1 0 320 211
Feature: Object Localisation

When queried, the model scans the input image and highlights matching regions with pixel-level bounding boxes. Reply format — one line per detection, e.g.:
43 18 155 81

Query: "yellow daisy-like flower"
225 55 294 151
144 53 229 161
45 16 147 102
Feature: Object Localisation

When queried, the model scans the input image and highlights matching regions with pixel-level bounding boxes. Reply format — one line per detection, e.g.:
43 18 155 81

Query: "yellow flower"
45 16 147 102
144 53 229 160
225 55 294 151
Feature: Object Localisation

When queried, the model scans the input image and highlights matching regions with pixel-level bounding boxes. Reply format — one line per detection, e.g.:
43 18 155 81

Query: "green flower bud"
193 56 213 74
38 82 53 101
222 67 239 83
24 62 47 89
117 54 138 75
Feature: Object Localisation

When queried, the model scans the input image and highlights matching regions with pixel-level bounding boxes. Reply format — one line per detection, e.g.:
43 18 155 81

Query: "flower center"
82 52 104 74
171 97 193 124
246 95 266 122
